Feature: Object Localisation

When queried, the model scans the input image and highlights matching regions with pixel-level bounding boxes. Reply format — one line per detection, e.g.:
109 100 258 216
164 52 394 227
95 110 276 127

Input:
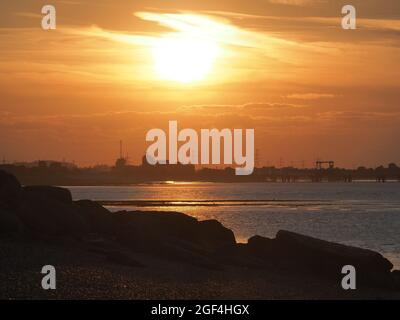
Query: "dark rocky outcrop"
106 250 145 268
74 200 114 235
247 235 275 257
16 197 87 238
392 270 400 287
195 220 236 251
0 208 23 236
247 231 394 287
22 185 72 204
0 170 398 290
109 210 235 269
112 210 197 252
15 185 86 237
212 243 266 268
112 210 235 253
0 170 21 210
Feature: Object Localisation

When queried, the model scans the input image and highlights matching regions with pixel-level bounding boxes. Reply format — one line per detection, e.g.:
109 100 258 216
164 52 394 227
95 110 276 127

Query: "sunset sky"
0 0 399 168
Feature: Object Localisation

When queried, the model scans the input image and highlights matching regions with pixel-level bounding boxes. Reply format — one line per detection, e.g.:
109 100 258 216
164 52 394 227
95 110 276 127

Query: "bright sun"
152 35 220 83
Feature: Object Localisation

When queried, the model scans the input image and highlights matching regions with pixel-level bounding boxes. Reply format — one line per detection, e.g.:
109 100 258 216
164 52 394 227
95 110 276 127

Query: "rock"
22 186 72 204
276 230 392 273
0 208 23 236
0 170 21 210
106 250 145 268
16 196 87 238
161 242 222 270
212 243 265 268
195 220 236 251
112 210 196 252
110 211 235 269
392 270 400 288
16 185 85 237
113 211 235 253
247 235 275 256
245 235 289 269
247 230 394 287
74 200 114 236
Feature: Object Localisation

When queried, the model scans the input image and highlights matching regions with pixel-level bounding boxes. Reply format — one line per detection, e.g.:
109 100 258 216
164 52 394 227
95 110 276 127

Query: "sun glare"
152 35 220 83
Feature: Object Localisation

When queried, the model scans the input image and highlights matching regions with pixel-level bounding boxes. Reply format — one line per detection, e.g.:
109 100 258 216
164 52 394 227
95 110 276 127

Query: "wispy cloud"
14 12 42 19
133 11 319 51
286 93 336 100
181 102 308 112
268 0 326 6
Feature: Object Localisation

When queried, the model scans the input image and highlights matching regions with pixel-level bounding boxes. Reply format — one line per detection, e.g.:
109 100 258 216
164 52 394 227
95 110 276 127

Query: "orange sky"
0 0 399 168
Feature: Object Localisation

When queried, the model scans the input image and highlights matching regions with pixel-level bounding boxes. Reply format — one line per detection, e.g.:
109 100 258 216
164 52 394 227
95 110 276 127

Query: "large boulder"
74 200 114 236
113 211 235 254
16 195 86 238
194 220 236 251
106 250 146 268
113 210 199 252
247 235 275 255
22 186 72 204
160 241 222 270
0 170 21 210
0 208 23 236
276 230 393 275
392 270 400 288
212 243 266 268
247 230 394 287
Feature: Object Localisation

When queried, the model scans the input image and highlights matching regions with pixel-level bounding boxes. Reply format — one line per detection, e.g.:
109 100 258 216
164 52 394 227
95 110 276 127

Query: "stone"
0 170 21 210
22 185 72 204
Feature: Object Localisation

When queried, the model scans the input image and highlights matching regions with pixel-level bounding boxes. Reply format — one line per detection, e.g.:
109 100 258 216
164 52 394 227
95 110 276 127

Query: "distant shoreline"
2 162 400 186
55 179 400 187
97 199 333 207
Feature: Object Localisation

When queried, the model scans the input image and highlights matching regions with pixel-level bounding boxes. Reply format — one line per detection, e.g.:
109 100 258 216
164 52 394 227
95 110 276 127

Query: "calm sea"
66 182 400 268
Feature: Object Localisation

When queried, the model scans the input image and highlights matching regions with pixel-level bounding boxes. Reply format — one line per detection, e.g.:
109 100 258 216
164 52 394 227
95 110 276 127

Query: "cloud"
318 111 400 122
286 93 336 100
58 0 82 4
14 12 42 19
268 0 326 6
181 102 307 112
